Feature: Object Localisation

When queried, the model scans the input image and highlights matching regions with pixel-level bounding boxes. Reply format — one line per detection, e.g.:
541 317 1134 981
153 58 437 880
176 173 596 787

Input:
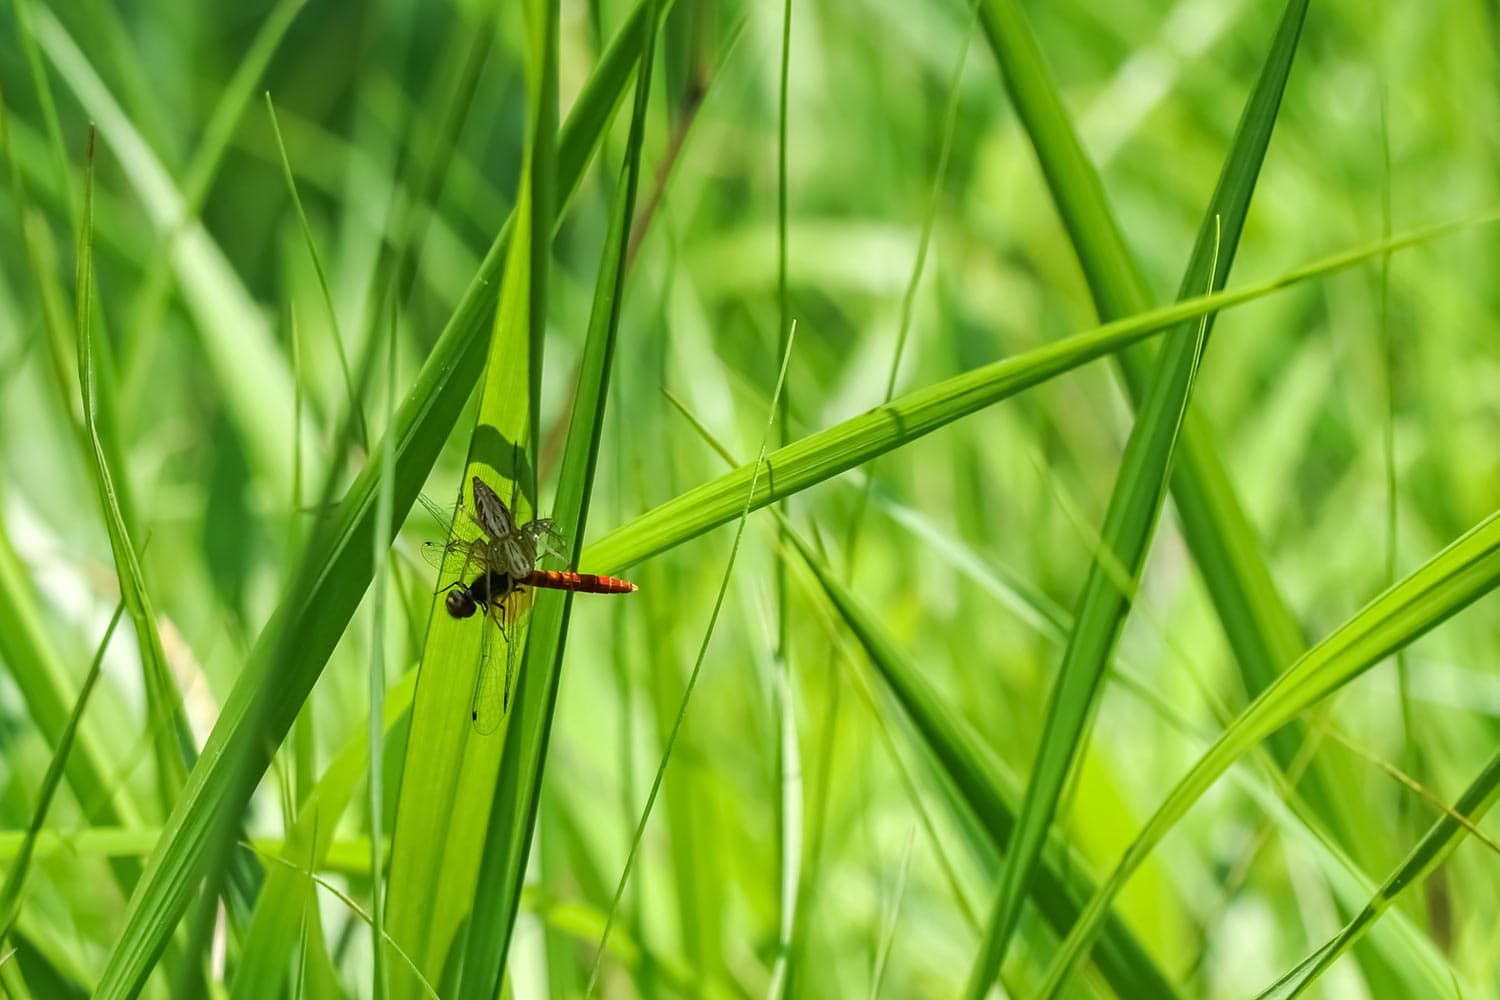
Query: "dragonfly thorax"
445 569 521 620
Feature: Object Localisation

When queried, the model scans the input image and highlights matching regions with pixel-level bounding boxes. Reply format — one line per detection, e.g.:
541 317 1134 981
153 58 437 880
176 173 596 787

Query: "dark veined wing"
470 476 518 543
470 586 534 735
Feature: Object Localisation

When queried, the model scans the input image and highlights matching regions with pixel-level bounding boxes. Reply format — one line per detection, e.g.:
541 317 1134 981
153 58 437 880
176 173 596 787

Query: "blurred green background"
2 0 1499 997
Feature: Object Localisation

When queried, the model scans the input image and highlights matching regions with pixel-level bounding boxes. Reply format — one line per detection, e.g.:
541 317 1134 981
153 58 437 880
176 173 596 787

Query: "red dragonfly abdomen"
522 569 638 594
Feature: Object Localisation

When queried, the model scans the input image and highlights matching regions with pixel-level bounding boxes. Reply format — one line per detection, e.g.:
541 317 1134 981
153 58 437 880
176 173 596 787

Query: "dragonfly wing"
470 612 503 735
420 539 452 570
469 587 533 735
470 477 518 542
421 538 486 574
417 492 457 531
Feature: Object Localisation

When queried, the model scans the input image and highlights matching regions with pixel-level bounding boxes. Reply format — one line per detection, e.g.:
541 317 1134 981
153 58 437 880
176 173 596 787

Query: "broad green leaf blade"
1037 503 1500 996
458 0 661 992
385 3 676 996
90 6 663 994
384 150 536 1000
583 213 1488 578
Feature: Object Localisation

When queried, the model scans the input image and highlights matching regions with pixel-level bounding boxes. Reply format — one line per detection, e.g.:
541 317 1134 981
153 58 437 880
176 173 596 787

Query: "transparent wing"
421 537 488 574
469 587 532 735
470 477 518 543
417 492 456 532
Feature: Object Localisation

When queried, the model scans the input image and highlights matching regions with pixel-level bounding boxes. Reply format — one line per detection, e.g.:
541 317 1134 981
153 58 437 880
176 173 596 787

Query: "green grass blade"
526 0 561 487
119 0 306 411
668 395 1184 998
784 526 1185 999
771 2 798 991
8 0 76 219
382 93 538 1000
584 213 1492 577
585 321 798 998
383 4 678 995
0 75 140 537
962 218 1218 995
1252 748 1500 1000
0 504 141 832
74 128 191 808
367 311 402 1000
0 601 126 940
977 0 1325 782
842 0 977 576
868 828 915 1000
89 8 663 994
1037 503 1500 996
0 105 145 847
229 669 418 999
454 0 661 993
34 7 310 498
264 92 369 452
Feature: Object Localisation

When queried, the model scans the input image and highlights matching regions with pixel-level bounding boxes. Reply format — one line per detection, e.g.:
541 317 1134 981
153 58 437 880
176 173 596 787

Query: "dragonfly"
421 476 637 733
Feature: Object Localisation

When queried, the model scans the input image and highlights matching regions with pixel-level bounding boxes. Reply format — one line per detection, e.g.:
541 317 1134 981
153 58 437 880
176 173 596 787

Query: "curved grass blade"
784 526 1185 999
669 393 1186 999
34 7 316 499
119 0 307 412
962 217 1217 995
584 211 1495 578
978 0 1357 840
1036 502 1500 997
90 7 667 994
264 92 368 451
74 128 192 807
245 844 441 1000
0 601 126 941
229 668 417 999
584 321 798 998
1252 748 1500 1000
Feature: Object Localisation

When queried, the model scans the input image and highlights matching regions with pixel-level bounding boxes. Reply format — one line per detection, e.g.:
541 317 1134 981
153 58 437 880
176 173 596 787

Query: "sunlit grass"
2 0 1500 997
